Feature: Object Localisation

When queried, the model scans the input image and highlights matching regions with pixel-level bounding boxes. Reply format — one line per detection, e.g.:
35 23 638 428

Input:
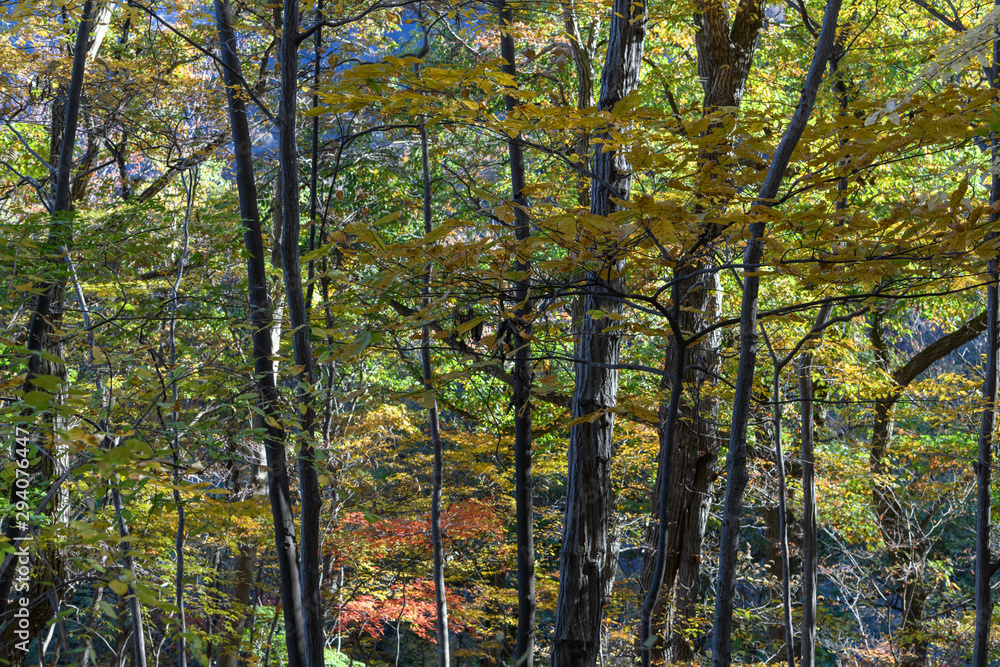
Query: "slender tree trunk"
498 6 535 665
305 0 322 310
169 168 196 667
767 342 794 667
639 299 686 667
277 0 324 663
214 3 309 665
417 76 451 667
112 485 148 667
551 0 645 664
799 303 831 667
972 12 1000 664
710 3 842 664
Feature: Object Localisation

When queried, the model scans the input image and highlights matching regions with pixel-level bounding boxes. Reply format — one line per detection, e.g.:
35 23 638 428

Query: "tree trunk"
169 169 196 667
551 0 645 664
498 7 535 665
799 303 831 667
640 267 722 663
416 65 451 666
639 308 686 667
213 3 309 665
972 12 1000 664
766 373 794 667
710 3 842 663
640 0 766 655
277 0 324 662
0 4 93 653
113 485 148 667
562 0 594 208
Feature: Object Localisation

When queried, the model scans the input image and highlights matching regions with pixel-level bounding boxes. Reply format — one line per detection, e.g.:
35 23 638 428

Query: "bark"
640 265 722 663
0 2 93 646
169 169 196 667
972 13 1000 665
768 343 794 667
710 2 843 664
277 0 324 662
640 0 766 656
551 0 646 664
562 0 595 207
213 3 309 665
113 485 148 667
696 0 764 111
639 302 686 667
218 544 258 667
417 72 451 667
305 2 322 309
499 7 535 665
799 304 832 667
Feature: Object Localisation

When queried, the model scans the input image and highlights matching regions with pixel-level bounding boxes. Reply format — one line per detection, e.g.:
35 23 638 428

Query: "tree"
551 0 646 663
711 1 843 663
214 2 309 663
0 1 94 658
5 0 1000 663
498 4 536 664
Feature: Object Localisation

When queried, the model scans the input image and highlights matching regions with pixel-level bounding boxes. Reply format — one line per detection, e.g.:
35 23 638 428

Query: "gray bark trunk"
551 0 645 664
798 304 832 667
640 0 766 655
416 67 451 666
640 267 722 662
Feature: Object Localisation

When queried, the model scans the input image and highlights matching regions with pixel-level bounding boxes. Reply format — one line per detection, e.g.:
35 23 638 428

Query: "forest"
3 0 1000 664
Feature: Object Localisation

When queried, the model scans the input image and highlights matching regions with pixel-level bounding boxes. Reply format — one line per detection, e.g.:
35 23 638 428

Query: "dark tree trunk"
277 1 324 663
640 266 722 663
551 0 646 664
499 6 535 665
640 0 766 656
0 4 93 650
113 485 148 667
561 0 594 208
710 2 842 664
417 71 451 667
972 13 1000 664
639 304 686 667
768 367 794 667
214 3 309 665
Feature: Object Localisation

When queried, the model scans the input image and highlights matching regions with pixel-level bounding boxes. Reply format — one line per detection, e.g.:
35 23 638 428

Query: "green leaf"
22 391 50 409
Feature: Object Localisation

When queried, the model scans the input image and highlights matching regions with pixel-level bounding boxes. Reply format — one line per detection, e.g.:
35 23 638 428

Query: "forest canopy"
2 0 1000 665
